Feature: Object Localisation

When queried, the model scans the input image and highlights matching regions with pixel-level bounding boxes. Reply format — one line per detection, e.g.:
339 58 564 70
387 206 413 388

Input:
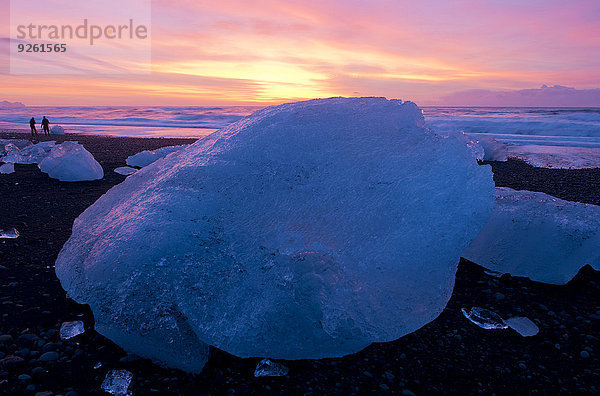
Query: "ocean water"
423 107 600 147
423 107 600 168
1 105 599 167
0 105 260 138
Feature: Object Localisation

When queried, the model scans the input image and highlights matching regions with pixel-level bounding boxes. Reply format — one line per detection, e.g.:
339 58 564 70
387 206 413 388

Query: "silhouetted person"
41 116 50 135
29 117 38 136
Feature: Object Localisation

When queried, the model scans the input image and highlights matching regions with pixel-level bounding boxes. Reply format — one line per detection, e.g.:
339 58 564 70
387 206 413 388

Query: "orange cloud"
1 0 599 105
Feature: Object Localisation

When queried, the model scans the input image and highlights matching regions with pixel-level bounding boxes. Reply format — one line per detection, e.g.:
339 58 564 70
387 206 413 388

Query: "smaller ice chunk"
0 139 30 156
51 125 65 135
466 137 485 161
94 362 103 369
38 141 103 181
470 135 508 161
59 320 85 340
462 307 508 329
0 228 19 239
254 359 289 377
114 167 137 176
2 143 20 157
463 187 600 284
506 317 539 337
1 141 56 164
0 163 14 174
483 268 503 278
101 370 133 396
126 145 188 168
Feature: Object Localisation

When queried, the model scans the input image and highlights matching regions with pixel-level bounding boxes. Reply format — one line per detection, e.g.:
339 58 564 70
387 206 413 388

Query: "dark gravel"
1 131 598 395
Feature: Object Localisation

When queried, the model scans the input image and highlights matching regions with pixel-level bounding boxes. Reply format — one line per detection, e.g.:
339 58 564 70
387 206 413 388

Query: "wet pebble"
41 343 60 352
0 355 26 369
39 351 59 362
0 335 13 344
18 334 38 343
16 348 29 358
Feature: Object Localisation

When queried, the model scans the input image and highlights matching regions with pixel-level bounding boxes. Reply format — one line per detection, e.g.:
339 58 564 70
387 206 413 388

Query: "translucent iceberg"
114 167 137 176
126 145 188 168
0 140 103 181
0 228 19 239
38 141 104 182
59 320 85 340
462 307 508 329
463 187 600 284
55 97 494 372
0 139 30 156
254 359 289 377
471 135 508 161
506 317 539 337
51 125 65 135
0 163 14 174
1 141 56 164
101 370 133 396
3 142 21 156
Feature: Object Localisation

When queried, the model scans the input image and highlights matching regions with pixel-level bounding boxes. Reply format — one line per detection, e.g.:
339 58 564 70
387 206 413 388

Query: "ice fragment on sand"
463 187 600 285
483 269 502 277
0 228 19 239
254 359 289 377
0 139 30 156
506 317 539 337
60 321 85 340
2 142 20 156
55 97 494 370
114 167 137 176
94 362 103 369
50 125 65 135
126 145 188 168
469 135 508 161
0 163 14 174
1 141 56 164
101 369 133 396
462 307 508 329
38 141 103 181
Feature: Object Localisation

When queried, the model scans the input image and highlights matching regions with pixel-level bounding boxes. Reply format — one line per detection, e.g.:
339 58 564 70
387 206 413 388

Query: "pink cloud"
2 0 599 104
439 85 600 107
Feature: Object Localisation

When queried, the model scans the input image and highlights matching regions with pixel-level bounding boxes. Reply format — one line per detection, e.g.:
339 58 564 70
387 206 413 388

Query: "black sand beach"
1 131 598 395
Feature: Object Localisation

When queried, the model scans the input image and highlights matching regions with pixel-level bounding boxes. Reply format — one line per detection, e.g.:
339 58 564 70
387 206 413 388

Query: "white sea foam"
425 107 600 168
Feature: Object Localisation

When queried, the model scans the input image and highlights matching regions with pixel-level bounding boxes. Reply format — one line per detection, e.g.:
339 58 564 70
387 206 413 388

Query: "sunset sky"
1 0 599 106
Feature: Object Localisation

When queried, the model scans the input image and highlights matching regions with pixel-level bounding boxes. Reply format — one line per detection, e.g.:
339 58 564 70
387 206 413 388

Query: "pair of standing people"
29 116 50 136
